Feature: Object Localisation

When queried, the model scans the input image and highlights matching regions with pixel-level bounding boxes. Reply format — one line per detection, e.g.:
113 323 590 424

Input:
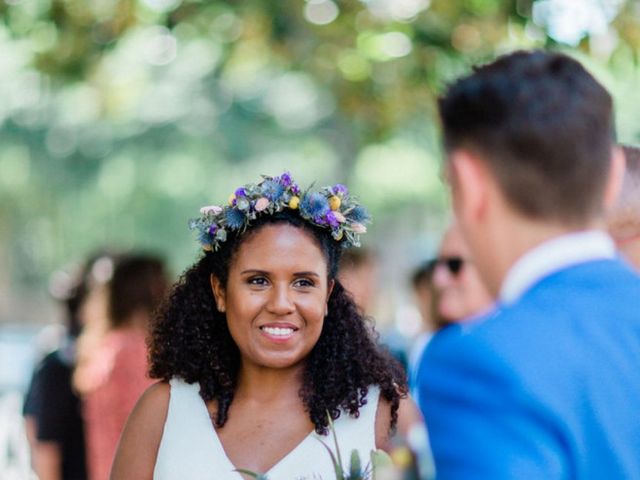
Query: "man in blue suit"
417 51 640 479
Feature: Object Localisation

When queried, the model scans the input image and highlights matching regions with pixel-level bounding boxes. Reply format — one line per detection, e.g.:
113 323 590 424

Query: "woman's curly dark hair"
149 210 407 435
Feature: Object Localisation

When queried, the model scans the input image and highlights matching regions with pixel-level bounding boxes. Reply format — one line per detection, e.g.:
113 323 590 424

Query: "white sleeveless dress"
153 378 380 480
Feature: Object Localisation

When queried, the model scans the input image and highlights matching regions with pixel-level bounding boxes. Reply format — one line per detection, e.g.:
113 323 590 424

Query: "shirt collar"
499 230 616 305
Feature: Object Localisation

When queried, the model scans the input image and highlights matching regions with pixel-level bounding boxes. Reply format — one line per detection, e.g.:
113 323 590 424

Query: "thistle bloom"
261 180 286 201
300 193 330 220
350 206 371 223
225 208 246 229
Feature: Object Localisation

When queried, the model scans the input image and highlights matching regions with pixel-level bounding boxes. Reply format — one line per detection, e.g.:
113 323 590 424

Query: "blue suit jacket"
418 259 640 479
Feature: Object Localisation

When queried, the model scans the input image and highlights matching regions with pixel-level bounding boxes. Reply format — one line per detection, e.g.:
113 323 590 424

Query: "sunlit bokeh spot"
143 26 178 66
338 50 371 81
533 0 624 46
362 0 430 22
304 0 340 26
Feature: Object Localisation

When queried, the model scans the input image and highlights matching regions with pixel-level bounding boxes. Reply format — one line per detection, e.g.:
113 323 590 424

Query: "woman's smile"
259 323 299 342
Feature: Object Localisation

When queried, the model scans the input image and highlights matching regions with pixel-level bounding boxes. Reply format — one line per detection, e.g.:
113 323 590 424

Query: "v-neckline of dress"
195 393 318 478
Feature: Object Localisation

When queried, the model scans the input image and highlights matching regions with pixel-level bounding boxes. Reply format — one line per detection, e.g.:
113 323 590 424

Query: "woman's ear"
210 274 226 313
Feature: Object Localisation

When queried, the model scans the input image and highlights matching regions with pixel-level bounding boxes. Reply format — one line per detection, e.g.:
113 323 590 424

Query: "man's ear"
603 145 626 211
210 274 226 313
449 149 490 225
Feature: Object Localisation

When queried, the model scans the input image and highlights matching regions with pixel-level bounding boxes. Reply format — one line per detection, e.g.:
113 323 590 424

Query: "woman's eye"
248 277 268 286
293 278 314 288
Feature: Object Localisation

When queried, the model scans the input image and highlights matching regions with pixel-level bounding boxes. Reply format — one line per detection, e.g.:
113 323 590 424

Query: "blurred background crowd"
2 0 640 479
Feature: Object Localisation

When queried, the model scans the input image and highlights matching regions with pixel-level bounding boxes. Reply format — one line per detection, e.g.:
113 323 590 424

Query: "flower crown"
190 172 371 251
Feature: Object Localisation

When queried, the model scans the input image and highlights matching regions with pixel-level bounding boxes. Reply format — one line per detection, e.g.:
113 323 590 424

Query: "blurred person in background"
607 144 640 270
338 248 410 373
74 254 168 480
406 260 437 395
408 223 494 397
418 51 640 478
22 253 114 480
340 250 431 478
337 247 378 313
431 222 494 325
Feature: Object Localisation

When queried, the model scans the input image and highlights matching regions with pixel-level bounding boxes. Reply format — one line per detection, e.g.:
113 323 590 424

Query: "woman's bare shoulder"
110 381 170 480
375 394 423 452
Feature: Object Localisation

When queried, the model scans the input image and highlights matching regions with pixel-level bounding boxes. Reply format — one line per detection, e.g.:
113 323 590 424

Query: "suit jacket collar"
499 230 616 306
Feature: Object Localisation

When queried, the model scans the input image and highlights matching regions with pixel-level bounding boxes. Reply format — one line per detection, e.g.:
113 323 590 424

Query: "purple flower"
279 172 293 187
235 187 247 197
326 211 340 228
208 224 218 235
314 215 327 225
332 184 349 197
291 183 300 195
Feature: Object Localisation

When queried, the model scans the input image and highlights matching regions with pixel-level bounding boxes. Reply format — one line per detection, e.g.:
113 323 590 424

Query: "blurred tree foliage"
1 0 639 309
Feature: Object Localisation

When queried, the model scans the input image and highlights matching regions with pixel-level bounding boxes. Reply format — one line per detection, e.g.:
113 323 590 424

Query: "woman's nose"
266 283 295 315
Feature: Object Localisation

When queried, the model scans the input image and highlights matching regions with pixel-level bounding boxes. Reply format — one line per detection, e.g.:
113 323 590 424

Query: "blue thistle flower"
224 208 246 230
349 206 371 223
300 193 330 220
197 229 213 245
261 180 286 202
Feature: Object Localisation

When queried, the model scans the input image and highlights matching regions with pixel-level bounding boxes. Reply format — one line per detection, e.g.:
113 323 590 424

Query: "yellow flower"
390 446 413 469
228 193 236 206
334 230 344 240
328 195 341 211
289 196 300 209
202 244 213 252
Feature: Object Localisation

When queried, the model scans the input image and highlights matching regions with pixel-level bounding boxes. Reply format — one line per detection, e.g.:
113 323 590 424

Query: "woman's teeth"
261 326 295 336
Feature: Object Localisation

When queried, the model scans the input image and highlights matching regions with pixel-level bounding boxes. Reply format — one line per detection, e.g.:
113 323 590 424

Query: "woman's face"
211 224 334 370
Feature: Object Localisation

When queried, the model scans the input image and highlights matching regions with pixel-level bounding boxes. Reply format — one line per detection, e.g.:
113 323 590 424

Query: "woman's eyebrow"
240 269 270 275
239 269 320 277
292 271 320 278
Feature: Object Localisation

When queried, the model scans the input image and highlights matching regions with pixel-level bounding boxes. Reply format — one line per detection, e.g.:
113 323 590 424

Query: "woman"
76 254 168 480
111 173 414 479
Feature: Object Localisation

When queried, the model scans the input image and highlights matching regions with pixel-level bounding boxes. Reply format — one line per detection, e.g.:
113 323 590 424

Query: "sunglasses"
430 256 465 276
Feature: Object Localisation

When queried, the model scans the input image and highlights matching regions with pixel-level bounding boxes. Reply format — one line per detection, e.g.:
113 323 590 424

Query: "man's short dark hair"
439 50 615 224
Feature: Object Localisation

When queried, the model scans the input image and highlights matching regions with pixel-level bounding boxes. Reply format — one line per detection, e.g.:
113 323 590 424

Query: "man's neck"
484 214 602 298
619 237 640 272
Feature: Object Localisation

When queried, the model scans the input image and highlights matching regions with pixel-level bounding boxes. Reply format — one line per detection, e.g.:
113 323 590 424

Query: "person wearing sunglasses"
607 144 640 271
430 223 494 325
